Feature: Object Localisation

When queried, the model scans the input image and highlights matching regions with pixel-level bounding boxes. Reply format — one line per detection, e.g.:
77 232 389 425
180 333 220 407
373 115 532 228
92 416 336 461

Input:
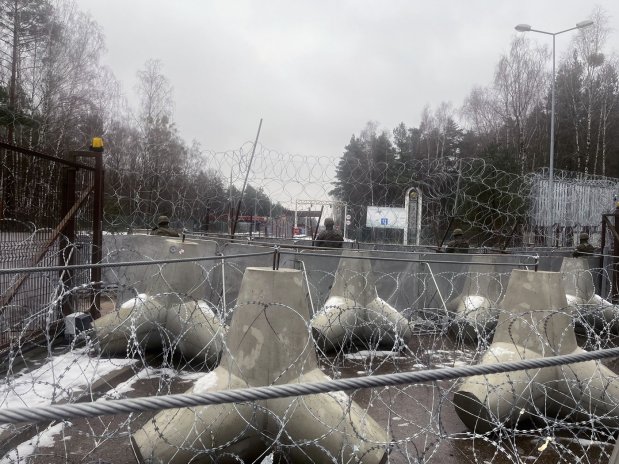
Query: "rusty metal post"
600 214 607 296
90 152 103 319
614 204 619 304
59 166 77 316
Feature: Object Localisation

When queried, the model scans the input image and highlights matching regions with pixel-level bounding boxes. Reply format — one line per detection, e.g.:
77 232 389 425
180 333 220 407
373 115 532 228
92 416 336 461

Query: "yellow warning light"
90 137 104 152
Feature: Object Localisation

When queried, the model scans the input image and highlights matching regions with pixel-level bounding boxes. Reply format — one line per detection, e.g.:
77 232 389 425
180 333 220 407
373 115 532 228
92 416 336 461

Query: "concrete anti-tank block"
446 257 505 342
561 257 619 333
453 269 619 433
133 267 390 463
93 293 225 366
312 250 412 352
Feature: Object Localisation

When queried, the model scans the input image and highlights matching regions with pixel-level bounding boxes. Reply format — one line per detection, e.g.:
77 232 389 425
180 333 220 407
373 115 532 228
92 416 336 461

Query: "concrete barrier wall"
277 248 526 321
102 235 219 305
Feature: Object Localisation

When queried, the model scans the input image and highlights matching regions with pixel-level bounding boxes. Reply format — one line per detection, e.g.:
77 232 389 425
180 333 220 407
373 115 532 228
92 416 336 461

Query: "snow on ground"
1 348 137 411
98 366 204 400
344 350 407 361
0 422 70 464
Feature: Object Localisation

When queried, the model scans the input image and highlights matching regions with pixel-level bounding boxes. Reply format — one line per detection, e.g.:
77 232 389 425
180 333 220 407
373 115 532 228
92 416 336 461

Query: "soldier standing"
150 215 180 237
572 232 594 257
315 218 343 248
445 228 469 253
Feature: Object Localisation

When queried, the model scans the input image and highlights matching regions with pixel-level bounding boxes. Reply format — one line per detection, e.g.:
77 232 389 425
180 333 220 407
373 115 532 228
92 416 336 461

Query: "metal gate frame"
0 140 104 351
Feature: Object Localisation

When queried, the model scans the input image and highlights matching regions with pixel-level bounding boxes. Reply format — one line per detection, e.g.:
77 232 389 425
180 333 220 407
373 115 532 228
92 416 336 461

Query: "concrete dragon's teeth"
454 269 619 434
132 267 390 464
312 250 412 352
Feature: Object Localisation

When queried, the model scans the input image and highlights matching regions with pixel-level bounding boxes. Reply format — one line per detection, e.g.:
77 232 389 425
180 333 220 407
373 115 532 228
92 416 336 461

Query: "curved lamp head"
576 20 594 29
515 24 531 32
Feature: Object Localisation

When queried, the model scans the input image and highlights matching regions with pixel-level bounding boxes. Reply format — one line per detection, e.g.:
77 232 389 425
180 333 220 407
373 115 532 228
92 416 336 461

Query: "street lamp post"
515 20 593 245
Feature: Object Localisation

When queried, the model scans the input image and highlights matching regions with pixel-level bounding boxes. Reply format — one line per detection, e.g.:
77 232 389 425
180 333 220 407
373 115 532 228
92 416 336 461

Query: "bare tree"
493 35 550 173
460 86 503 146
572 7 611 174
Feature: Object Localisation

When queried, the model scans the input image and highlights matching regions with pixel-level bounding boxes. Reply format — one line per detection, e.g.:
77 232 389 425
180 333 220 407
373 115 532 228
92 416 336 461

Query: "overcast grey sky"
79 0 618 158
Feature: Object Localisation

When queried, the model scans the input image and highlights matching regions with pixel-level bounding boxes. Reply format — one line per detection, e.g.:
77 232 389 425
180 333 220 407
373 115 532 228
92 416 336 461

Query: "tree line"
331 6 619 229
0 0 282 230
1 2 617 235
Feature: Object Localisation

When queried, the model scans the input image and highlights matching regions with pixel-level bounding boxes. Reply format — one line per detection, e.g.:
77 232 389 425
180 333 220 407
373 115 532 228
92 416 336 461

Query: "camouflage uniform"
150 215 180 237
573 233 594 257
445 229 469 253
315 218 343 248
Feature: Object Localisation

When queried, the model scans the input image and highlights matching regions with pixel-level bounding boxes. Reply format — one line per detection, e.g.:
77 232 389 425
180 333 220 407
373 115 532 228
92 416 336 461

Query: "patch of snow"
193 372 219 393
344 350 405 360
557 437 612 447
98 367 204 400
1 348 136 410
487 346 517 358
435 361 469 368
0 422 70 464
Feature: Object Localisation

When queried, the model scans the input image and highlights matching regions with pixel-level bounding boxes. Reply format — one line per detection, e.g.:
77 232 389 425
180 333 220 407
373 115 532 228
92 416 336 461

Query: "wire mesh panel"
0 142 98 352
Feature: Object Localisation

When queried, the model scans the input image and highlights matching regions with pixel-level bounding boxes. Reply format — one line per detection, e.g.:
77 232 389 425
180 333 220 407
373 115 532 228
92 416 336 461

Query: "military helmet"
453 228 463 237
579 232 589 241
324 218 335 227
158 215 170 226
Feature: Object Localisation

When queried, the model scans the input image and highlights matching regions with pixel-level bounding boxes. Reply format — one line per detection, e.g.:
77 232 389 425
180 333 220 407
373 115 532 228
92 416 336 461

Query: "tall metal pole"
549 34 556 244
231 118 262 238
515 20 594 246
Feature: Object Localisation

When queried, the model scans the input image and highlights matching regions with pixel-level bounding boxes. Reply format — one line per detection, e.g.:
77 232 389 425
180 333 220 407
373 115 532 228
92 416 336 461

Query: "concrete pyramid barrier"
312 249 413 352
95 236 225 365
132 267 390 463
561 257 619 333
453 270 619 433
446 258 504 342
93 294 226 366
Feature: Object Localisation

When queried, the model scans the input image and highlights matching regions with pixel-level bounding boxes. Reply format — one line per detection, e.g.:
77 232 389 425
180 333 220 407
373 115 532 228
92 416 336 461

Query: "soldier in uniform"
315 218 343 248
150 215 180 237
445 228 469 253
573 232 595 257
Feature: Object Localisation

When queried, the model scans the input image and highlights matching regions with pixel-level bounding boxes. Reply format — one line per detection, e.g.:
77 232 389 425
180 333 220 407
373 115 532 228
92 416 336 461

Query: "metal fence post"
59 166 76 316
614 204 619 304
90 152 104 319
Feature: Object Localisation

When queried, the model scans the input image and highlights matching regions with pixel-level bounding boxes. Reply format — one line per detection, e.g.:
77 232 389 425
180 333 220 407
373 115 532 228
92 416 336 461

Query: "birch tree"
493 36 549 173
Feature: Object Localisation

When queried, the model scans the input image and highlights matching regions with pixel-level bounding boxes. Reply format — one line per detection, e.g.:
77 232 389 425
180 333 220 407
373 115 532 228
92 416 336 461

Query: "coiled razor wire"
2 346 619 425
